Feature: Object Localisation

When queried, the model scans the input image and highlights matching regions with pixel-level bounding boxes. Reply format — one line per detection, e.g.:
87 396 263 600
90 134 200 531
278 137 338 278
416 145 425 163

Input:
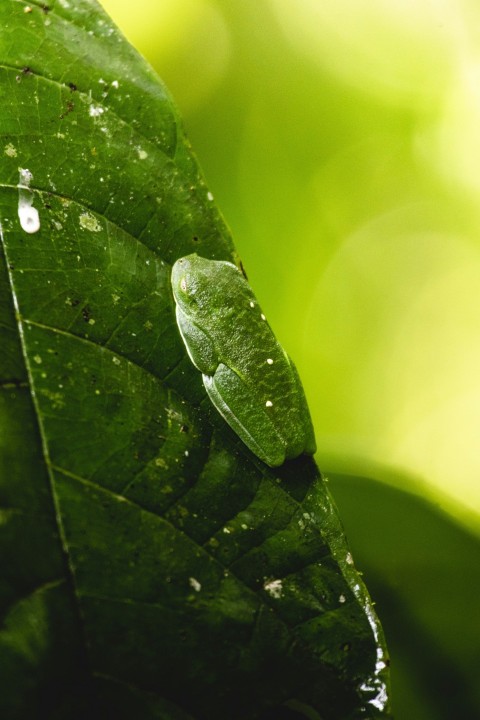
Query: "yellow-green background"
100 0 480 715
101 0 480 533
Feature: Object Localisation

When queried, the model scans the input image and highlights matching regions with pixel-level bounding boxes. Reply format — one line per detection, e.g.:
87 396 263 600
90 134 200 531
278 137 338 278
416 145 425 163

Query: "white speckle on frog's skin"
265 400 273 408
136 146 148 160
24 5 33 12
261 313 266 321
17 168 40 234
264 578 283 599
111 80 119 89
33 355 42 364
266 358 273 365
189 577 201 592
79 211 102 232
339 594 346 604
112 357 121 366
4 143 17 158
249 301 255 308
207 191 214 201
346 552 354 565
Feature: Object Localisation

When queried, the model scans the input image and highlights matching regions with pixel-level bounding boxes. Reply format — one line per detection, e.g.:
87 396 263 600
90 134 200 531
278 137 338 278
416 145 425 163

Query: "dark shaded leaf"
330 471 480 719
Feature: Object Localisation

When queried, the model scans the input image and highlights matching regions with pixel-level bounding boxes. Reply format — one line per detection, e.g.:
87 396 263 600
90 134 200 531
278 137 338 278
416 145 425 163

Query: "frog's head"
171 254 209 318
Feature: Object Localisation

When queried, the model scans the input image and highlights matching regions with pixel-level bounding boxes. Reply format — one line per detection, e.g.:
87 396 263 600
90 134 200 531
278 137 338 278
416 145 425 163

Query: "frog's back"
208 263 316 459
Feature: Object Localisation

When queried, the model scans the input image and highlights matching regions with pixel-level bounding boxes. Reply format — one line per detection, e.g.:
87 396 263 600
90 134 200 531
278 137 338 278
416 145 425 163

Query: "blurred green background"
101 1 480 716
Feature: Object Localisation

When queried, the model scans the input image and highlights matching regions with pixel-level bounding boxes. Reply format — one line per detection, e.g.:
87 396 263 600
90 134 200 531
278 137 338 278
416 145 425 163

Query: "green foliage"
0 2 390 718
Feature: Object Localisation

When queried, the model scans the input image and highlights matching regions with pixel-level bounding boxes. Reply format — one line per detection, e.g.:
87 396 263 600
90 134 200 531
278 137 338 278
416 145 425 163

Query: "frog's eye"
179 274 198 304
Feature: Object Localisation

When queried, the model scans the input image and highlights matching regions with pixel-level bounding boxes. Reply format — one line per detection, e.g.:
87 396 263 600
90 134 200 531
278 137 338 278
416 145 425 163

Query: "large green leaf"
0 2 391 718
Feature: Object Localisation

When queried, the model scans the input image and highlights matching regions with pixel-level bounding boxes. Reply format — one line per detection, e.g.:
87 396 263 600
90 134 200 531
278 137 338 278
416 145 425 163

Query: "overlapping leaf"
0 2 391 718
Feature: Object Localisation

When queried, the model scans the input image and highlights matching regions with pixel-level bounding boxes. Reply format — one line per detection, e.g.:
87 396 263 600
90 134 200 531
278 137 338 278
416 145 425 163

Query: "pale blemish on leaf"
79 211 102 232
89 105 105 118
39 388 65 410
4 143 17 158
136 146 148 160
264 578 283 599
189 577 201 592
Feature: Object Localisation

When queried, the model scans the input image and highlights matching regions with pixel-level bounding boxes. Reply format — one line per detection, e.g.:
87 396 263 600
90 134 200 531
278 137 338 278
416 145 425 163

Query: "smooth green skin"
171 254 316 466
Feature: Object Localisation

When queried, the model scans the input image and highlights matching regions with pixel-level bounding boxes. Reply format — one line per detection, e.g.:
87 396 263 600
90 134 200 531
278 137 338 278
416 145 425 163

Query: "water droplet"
17 168 40 234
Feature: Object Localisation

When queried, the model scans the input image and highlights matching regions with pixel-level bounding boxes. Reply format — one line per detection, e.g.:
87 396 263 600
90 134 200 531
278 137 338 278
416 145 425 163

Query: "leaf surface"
0 2 391 718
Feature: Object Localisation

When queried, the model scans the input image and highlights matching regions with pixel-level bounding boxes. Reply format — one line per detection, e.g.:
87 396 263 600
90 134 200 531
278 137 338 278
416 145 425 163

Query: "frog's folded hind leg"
202 364 285 467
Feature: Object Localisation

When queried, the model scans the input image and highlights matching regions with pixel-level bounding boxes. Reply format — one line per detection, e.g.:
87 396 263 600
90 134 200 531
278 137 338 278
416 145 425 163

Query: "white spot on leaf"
264 578 283 599
189 577 201 592
89 105 105 118
18 204 40 234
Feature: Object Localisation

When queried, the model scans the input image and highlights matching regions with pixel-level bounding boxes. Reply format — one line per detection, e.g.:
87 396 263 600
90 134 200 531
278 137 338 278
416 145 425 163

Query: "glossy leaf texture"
0 2 391 718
